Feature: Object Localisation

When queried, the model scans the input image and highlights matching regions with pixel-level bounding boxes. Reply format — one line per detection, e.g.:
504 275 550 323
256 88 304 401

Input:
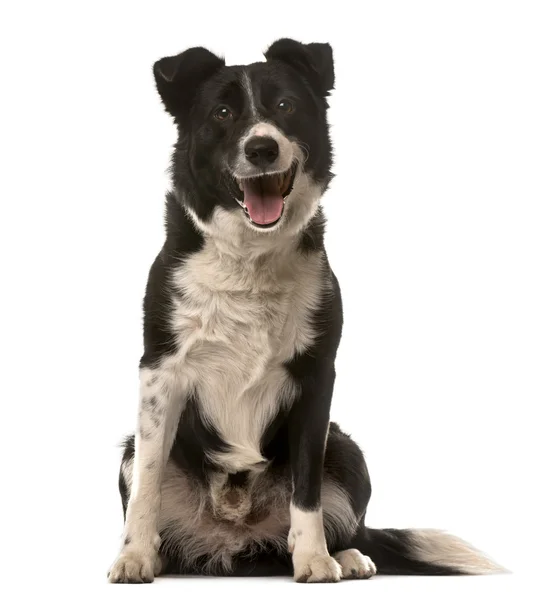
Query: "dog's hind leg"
108 367 185 583
318 423 377 580
322 423 503 576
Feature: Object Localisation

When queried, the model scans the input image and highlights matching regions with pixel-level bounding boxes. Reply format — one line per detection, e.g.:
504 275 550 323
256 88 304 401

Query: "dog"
108 39 502 583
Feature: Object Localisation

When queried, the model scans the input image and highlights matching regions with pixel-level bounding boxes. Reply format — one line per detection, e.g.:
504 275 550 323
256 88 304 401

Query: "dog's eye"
277 99 294 113
214 106 233 121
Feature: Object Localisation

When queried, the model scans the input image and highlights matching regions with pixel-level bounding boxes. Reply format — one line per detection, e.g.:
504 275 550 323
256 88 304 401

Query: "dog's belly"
150 460 291 572
119 455 357 574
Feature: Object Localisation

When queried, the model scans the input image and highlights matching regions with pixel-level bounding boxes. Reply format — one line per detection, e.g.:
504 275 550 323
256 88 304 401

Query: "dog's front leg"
108 367 183 583
287 361 341 583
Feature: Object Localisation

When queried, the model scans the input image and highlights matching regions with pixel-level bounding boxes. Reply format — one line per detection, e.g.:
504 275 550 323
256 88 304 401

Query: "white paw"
108 549 162 583
333 548 377 579
293 553 342 583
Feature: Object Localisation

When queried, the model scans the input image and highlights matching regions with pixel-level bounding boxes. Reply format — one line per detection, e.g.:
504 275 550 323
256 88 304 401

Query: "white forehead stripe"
242 71 258 118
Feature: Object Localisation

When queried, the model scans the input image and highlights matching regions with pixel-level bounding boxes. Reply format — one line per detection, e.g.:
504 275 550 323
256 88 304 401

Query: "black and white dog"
108 39 501 583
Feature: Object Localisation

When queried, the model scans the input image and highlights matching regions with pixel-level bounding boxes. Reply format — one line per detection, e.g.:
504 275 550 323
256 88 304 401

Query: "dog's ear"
264 39 334 97
153 47 225 118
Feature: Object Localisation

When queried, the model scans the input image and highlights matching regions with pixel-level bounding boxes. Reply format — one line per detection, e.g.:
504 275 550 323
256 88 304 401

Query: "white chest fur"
167 241 326 472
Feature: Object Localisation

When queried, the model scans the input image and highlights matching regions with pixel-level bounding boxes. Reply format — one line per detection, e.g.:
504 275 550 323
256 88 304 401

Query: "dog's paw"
108 549 162 583
333 548 377 579
293 553 342 583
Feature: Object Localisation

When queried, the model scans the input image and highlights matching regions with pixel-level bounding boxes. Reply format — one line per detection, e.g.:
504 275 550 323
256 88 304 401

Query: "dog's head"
154 39 334 242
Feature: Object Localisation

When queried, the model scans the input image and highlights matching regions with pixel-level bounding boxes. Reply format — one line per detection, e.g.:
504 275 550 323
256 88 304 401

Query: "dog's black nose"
244 136 279 167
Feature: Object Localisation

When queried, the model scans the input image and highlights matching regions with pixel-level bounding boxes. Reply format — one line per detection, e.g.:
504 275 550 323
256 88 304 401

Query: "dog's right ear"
153 47 225 118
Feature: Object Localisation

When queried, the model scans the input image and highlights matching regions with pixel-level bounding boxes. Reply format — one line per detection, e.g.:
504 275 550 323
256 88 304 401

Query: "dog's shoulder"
140 192 204 367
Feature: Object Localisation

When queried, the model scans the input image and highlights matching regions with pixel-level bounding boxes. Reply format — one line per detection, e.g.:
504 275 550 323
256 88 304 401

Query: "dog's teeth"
239 181 244 191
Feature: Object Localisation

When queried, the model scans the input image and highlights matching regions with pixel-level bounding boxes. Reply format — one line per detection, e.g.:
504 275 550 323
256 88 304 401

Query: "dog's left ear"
264 38 334 97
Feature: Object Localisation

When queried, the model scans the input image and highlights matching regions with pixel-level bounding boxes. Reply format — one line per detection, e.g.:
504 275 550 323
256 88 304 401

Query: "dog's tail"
352 527 506 575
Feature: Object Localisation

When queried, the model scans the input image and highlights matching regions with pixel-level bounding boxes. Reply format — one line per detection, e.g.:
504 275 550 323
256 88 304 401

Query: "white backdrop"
1 1 555 598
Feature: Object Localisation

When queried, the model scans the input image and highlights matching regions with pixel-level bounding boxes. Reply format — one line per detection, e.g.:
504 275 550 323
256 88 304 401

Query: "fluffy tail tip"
409 529 509 575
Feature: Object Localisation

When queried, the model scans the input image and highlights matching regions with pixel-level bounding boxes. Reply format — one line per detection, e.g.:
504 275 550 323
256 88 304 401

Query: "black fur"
119 426 464 576
113 39 490 582
170 395 230 483
152 42 334 226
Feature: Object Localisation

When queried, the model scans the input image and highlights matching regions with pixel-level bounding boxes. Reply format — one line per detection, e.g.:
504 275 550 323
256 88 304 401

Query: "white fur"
408 529 507 575
321 483 359 545
109 125 330 580
110 179 330 580
108 369 185 583
333 549 377 579
188 170 322 242
119 455 357 574
234 121 295 178
168 239 327 471
159 461 289 573
288 506 342 583
241 71 258 118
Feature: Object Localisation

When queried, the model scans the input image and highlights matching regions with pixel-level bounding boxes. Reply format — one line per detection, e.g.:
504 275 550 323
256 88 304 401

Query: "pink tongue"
243 178 284 225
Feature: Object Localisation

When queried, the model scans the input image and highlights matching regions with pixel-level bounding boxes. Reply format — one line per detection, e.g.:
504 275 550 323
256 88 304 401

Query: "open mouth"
235 164 296 229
